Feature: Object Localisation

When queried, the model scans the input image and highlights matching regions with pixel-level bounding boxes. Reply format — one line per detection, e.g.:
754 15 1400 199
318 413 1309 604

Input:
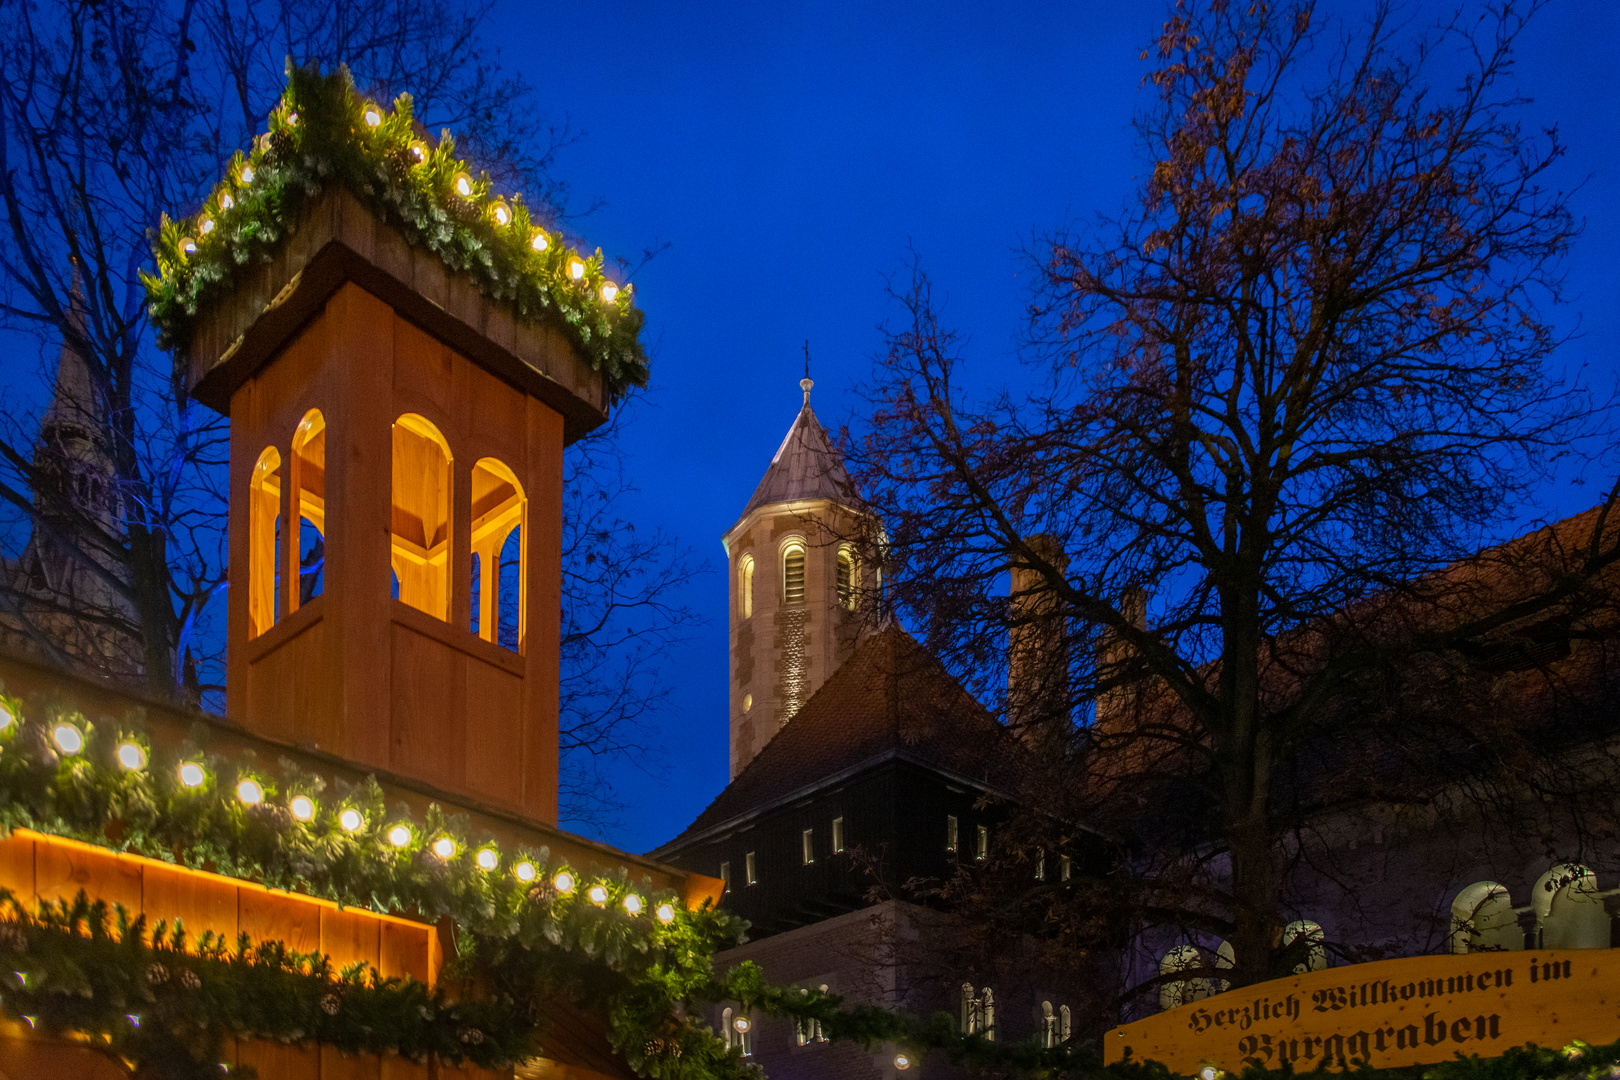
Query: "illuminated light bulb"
0 703 14 730
219 193 234 211
893 1054 911 1071
52 724 83 755
514 861 536 883
476 848 499 871
568 259 585 281
289 795 315 821
286 111 298 127
732 1016 750 1034
656 903 676 924
623 894 643 916
453 172 474 198
179 237 198 257
178 762 206 788
410 140 429 162
240 165 255 184
529 229 549 252
116 742 146 770
339 808 364 832
553 870 575 894
600 282 619 303
200 218 215 235
388 824 413 848
489 199 511 227
363 105 382 128
1201 1069 1220 1080
236 779 263 805
432 836 456 859
588 884 609 906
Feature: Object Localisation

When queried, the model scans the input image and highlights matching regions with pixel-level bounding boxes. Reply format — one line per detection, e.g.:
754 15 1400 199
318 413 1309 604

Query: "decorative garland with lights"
142 62 648 397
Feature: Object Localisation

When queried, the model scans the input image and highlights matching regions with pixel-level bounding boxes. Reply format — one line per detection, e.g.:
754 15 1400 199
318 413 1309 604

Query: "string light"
656 903 676 924
240 165 254 184
514 861 537 883
116 742 147 770
489 199 511 227
52 723 82 755
894 1054 911 1071
530 229 549 252
362 104 383 128
568 259 585 280
600 282 619 303
286 112 298 127
178 762 206 788
623 894 643 916
733 1017 751 1034
1200 1068 1222 1080
553 870 575 894
388 824 413 848
339 808 364 832
432 836 456 859
453 172 474 198
289 795 315 821
236 779 264 805
200 218 215 235
219 193 234 211
476 847 499 871
179 237 198 257
0 703 12 730
410 140 429 163
588 884 609 906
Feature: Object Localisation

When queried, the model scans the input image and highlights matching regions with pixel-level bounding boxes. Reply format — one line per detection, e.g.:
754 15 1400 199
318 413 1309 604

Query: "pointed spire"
731 352 859 527
801 340 813 405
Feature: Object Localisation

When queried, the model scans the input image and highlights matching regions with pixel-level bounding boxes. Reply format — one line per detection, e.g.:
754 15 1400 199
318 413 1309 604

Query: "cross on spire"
801 340 813 405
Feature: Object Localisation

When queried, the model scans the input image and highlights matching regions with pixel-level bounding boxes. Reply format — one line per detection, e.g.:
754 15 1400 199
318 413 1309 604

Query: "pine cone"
269 128 296 163
177 969 200 990
145 963 170 986
447 194 481 225
458 1027 484 1045
321 993 341 1015
384 148 413 188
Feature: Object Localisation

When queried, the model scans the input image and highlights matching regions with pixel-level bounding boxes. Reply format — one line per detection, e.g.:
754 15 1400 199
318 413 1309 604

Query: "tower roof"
732 382 859 530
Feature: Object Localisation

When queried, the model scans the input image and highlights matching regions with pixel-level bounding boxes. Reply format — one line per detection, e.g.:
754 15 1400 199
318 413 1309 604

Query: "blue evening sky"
505 2 1620 854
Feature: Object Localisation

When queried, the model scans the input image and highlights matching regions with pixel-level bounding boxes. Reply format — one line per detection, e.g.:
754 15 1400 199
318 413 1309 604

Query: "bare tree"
851 0 1619 1001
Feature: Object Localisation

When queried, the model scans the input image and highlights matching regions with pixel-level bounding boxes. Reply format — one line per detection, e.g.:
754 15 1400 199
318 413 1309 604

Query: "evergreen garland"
142 63 649 398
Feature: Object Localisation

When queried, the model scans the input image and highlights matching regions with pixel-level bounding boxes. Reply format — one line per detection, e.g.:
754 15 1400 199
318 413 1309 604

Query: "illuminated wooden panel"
142 862 240 944
33 835 141 912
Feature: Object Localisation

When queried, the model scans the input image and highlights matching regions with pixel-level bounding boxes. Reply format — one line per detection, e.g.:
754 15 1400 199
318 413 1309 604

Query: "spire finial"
800 340 813 405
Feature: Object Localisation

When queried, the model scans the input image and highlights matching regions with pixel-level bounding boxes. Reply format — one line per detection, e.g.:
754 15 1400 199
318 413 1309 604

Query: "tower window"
946 814 958 853
745 851 757 885
782 541 806 604
249 446 283 638
976 825 989 861
390 413 452 621
739 555 755 619
832 816 845 852
720 861 731 892
470 458 526 652
802 828 814 865
836 546 857 609
291 409 326 610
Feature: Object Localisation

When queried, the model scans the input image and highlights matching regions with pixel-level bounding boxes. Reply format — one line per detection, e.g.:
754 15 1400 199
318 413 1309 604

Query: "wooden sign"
1105 950 1620 1072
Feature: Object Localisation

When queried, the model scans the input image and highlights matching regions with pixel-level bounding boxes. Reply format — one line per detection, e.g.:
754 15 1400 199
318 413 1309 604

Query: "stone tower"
722 376 871 779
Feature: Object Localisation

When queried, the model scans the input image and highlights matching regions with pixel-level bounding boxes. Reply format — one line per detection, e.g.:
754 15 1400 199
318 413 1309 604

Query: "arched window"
1040 1001 1056 1048
291 409 326 610
470 458 525 652
249 446 283 637
1450 881 1520 954
781 540 805 604
738 555 755 619
1535 863 1607 950
1058 1005 1071 1043
836 546 857 609
1281 921 1327 973
721 1007 733 1049
391 414 452 621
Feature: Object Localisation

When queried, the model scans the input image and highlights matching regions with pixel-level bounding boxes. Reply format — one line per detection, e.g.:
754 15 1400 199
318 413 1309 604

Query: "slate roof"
653 623 1025 854
733 399 859 528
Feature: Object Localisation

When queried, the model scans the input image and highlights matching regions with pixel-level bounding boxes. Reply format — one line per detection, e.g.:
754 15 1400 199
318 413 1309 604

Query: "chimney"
1007 534 1070 743
1093 586 1147 733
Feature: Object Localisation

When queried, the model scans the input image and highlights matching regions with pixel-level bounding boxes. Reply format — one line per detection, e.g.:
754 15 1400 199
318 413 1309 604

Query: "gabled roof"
732 395 859 530
653 623 1025 854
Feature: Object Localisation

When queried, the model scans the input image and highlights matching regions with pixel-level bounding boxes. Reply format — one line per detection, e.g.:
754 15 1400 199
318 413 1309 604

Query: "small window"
946 815 959 852
722 1007 734 1049
1060 855 1072 881
1035 848 1046 881
391 413 452 621
976 824 989 861
739 555 755 618
1059 1005 1071 1043
470 458 526 652
802 828 815 865
291 409 326 610
249 446 283 637
720 861 731 892
1041 1001 1056 1048
745 851 757 885
742 693 753 713
782 541 806 604
836 546 857 609
832 816 845 852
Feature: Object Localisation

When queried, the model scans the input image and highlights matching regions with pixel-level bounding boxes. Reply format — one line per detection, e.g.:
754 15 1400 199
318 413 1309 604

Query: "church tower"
722 375 872 779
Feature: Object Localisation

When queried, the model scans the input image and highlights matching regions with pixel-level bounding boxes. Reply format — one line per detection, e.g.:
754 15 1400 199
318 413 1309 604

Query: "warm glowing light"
600 282 619 303
363 105 383 128
1201 1068 1221 1080
388 824 413 848
514 861 537 883
568 259 585 280
289 795 315 821
410 141 428 162
52 724 83 755
553 870 576 894
894 1054 911 1071
0 703 12 730
453 172 474 198
236 778 264 805
733 1017 751 1034
117 742 145 769
179 237 198 257
656 903 676 924
286 111 298 127
476 848 499 871
588 884 609 906
432 836 456 859
178 762 206 788
530 229 549 252
219 193 234 211
240 165 255 184
339 808 364 832
200 218 215 235
489 199 511 227
623 894 644 916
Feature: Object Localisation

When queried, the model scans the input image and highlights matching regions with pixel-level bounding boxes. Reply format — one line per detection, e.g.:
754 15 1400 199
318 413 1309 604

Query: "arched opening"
738 555 755 619
781 540 806 605
391 414 452 621
1281 920 1327 973
1451 881 1520 953
291 409 326 610
471 457 525 652
836 546 857 609
249 446 283 637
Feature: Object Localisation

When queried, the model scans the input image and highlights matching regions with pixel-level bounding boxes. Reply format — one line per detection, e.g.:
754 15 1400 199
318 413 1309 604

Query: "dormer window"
782 540 806 604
